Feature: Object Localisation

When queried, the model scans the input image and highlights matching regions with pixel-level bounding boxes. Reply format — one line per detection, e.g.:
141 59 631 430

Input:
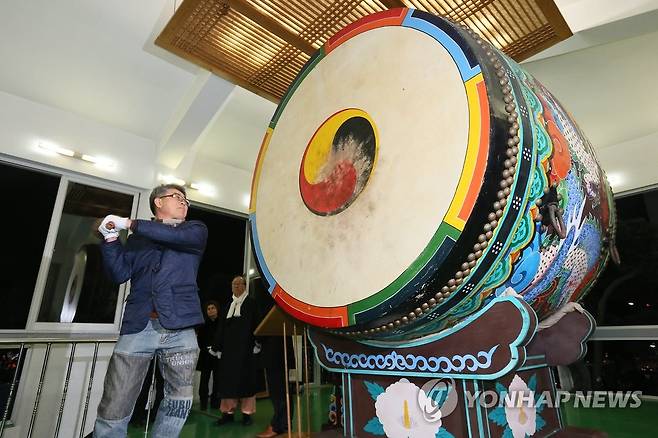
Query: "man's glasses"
159 193 190 206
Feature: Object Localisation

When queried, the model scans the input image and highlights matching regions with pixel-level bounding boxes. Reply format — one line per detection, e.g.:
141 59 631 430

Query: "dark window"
37 182 134 323
186 206 246 311
0 162 60 329
581 189 658 325
568 340 658 396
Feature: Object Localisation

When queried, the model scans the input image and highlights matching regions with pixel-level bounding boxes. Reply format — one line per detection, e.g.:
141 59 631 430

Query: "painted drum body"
249 8 616 340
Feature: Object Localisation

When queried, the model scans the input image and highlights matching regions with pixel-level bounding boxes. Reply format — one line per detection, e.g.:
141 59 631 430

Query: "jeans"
93 319 199 437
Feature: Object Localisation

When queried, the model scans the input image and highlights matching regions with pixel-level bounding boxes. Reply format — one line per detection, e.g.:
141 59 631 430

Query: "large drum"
249 8 615 340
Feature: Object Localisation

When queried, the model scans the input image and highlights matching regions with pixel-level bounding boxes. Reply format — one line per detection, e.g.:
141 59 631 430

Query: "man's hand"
207 346 222 359
100 215 131 231
253 341 262 355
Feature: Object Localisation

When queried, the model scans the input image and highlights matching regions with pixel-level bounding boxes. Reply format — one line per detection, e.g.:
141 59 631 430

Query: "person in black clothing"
256 336 295 438
196 300 220 410
210 275 261 426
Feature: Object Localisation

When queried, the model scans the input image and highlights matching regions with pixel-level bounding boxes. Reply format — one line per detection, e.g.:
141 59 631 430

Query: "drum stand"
309 296 606 438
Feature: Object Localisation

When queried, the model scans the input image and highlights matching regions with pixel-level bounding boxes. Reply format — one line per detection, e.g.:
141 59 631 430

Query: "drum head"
250 10 491 330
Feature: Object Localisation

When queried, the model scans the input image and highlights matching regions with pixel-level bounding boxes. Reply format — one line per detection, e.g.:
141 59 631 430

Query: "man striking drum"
93 184 207 437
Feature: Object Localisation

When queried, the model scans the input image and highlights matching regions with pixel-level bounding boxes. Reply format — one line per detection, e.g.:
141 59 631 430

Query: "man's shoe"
242 413 253 426
256 425 278 437
215 413 234 426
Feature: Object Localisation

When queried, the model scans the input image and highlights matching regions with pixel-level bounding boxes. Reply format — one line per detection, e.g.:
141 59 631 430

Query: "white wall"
187 157 252 214
596 131 658 194
0 90 157 190
0 88 255 215
523 29 658 194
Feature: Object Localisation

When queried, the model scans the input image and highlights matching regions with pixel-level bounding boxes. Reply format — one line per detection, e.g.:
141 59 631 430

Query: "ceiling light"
190 182 216 197
606 172 623 188
248 268 255 275
158 174 186 186
81 154 117 170
37 141 118 171
628 302 635 306
38 142 75 157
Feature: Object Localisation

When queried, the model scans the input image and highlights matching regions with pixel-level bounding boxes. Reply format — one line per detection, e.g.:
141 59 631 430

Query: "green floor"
560 398 658 438
128 398 658 437
127 399 275 438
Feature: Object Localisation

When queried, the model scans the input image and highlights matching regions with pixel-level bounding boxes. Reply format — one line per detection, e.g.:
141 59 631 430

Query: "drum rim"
250 9 499 330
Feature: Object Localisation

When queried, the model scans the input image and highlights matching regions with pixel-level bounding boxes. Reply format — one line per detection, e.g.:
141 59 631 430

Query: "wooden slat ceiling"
156 0 571 102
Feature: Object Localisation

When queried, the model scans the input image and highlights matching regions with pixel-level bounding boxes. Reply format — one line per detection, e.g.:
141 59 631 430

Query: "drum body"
249 8 615 340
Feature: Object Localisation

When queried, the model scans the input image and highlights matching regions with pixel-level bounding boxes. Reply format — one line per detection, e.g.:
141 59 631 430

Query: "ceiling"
0 0 197 141
155 0 572 101
0 0 657 205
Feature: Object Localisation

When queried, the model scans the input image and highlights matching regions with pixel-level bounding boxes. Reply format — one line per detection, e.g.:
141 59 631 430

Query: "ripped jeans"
93 319 199 437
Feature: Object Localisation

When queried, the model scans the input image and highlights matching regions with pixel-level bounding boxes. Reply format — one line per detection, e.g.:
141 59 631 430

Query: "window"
0 162 59 329
566 340 658 396
186 205 246 310
581 189 658 325
37 182 134 323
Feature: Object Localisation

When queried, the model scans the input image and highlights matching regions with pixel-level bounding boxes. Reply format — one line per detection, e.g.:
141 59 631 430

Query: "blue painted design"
536 411 547 431
310 296 536 381
463 383 473 438
249 215 276 292
495 232 541 296
322 344 498 373
364 380 385 401
364 417 385 435
528 374 537 392
502 426 514 438
474 380 485 438
488 406 507 426
523 171 583 301
511 214 534 249
348 374 354 436
436 427 456 438
402 12 481 81
529 166 547 201
482 260 509 289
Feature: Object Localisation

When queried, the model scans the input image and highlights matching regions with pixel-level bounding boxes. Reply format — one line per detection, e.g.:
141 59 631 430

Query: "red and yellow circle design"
299 108 378 216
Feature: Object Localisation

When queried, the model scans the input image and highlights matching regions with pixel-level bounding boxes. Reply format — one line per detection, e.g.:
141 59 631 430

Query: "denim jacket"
101 219 208 334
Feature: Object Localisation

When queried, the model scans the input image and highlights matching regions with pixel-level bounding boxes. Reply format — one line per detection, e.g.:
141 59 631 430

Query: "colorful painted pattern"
250 8 613 334
489 61 613 319
426 56 614 330
387 45 613 339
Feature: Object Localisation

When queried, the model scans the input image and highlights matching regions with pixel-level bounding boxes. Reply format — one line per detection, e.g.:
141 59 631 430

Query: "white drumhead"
254 26 469 307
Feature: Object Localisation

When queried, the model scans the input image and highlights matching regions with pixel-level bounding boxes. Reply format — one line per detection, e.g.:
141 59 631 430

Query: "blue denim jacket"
101 219 208 334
